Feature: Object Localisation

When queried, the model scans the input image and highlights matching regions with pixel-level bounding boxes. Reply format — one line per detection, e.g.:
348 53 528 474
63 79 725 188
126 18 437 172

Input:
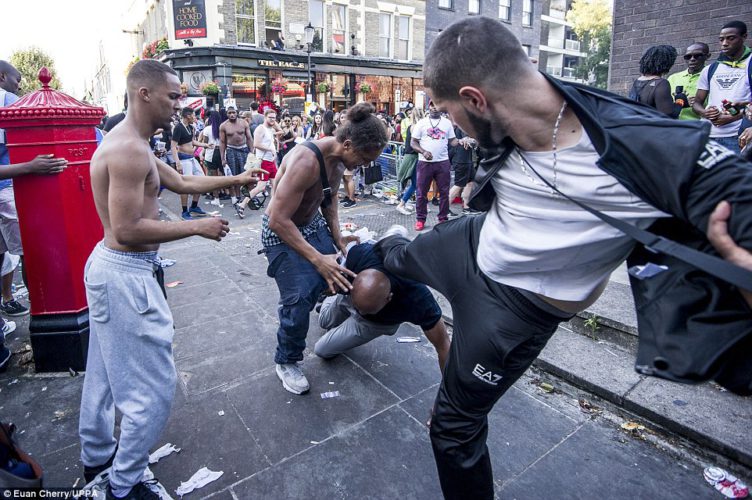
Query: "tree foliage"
8 47 62 95
567 0 612 89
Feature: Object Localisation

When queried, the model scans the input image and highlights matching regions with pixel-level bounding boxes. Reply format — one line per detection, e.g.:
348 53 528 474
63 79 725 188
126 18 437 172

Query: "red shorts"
259 160 278 182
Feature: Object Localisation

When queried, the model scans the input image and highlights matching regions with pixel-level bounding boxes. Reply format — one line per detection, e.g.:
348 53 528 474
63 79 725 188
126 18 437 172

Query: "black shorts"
452 162 475 187
205 158 222 171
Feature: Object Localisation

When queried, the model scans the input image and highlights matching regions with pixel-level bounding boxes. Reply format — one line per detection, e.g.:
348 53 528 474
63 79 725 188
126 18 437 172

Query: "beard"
464 109 506 151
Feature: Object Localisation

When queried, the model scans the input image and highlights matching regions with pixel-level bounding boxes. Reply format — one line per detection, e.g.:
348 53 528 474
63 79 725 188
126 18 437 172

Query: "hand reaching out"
707 201 752 307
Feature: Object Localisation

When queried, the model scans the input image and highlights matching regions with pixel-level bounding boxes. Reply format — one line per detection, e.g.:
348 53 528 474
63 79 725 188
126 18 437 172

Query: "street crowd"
0 15 751 500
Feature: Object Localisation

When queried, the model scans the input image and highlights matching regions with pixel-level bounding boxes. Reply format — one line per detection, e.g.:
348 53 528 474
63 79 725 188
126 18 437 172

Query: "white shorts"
179 158 204 177
0 188 23 256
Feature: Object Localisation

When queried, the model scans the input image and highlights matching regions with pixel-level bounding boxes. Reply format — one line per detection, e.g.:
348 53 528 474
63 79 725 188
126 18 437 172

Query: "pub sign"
173 0 208 39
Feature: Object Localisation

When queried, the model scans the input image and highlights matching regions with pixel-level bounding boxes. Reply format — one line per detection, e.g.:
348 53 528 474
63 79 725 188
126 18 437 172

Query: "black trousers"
377 215 571 499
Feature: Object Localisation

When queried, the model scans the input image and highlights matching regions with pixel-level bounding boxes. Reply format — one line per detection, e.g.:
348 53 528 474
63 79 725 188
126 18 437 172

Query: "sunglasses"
683 53 708 60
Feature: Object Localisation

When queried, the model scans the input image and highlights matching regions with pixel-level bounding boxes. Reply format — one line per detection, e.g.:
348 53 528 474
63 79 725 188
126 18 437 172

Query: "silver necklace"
517 100 568 196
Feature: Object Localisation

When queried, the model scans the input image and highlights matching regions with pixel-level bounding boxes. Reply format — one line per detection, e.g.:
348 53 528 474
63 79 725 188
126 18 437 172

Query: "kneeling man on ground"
314 242 450 372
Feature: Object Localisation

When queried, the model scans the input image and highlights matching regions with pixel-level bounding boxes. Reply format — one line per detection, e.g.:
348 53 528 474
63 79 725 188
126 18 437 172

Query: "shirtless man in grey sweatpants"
80 59 263 500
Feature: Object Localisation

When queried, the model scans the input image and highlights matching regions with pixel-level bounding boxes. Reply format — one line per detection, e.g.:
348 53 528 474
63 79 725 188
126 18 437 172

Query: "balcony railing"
547 67 577 79
547 38 564 49
565 39 581 51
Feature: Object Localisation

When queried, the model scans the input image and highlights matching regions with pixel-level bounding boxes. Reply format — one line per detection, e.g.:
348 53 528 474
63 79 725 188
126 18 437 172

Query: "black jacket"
471 74 752 252
470 74 752 394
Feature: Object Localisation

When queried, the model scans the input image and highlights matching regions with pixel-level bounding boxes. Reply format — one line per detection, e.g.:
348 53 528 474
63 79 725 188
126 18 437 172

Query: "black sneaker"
447 209 461 218
340 197 351 205
106 481 160 500
431 197 440 206
84 447 117 483
219 193 232 201
0 299 29 317
0 346 11 373
342 198 356 208
462 208 482 216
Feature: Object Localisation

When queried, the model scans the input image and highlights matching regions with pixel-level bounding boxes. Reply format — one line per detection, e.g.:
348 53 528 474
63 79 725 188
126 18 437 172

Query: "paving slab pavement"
0 190 748 498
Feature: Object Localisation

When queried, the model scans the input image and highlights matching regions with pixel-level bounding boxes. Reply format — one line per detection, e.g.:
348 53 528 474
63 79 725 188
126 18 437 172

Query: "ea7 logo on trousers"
472 364 503 386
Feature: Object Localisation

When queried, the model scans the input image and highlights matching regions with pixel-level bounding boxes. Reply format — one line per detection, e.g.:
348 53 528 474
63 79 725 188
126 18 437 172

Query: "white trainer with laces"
276 363 310 395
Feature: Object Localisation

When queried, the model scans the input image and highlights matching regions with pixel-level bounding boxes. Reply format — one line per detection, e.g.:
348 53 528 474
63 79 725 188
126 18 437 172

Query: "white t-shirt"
411 116 455 162
254 125 276 162
697 60 752 137
477 131 668 301
202 126 219 162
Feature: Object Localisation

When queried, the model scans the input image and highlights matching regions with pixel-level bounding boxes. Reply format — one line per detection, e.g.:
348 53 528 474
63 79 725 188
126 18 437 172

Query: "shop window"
330 4 347 54
265 0 283 48
309 0 325 52
236 0 256 45
379 13 392 58
523 0 533 26
499 0 510 21
469 0 480 14
397 16 410 61
231 74 266 109
438 0 453 9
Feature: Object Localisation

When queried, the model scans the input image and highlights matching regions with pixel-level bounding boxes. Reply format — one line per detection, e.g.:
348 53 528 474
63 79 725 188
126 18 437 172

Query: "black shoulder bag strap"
299 141 332 208
518 152 752 290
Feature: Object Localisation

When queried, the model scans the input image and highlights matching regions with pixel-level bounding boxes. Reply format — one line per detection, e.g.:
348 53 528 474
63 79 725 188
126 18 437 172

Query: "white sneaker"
2 321 16 338
209 198 224 208
276 363 310 395
396 204 412 215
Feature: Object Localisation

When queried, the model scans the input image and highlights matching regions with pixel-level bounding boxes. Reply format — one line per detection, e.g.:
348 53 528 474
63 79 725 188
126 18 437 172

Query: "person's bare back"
270 138 347 226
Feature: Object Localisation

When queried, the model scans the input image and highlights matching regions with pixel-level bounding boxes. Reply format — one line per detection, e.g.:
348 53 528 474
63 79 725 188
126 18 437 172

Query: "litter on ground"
175 467 224 497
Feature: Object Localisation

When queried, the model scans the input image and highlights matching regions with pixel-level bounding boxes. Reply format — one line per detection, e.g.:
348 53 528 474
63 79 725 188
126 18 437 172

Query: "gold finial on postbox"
38 67 52 89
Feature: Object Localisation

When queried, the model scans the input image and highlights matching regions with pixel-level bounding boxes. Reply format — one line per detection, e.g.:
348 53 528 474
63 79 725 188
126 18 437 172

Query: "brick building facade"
609 0 752 96
425 0 541 55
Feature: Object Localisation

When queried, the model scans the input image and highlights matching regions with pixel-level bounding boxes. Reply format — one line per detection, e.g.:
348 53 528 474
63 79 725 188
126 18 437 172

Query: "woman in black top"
629 45 682 118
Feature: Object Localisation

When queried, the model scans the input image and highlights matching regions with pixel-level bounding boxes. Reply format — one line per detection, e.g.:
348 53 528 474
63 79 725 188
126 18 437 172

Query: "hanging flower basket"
271 77 288 94
356 82 371 94
200 81 220 95
142 37 169 59
316 82 330 93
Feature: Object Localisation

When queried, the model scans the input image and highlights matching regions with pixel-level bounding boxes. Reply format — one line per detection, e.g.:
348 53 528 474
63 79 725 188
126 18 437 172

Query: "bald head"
0 61 21 94
351 269 392 315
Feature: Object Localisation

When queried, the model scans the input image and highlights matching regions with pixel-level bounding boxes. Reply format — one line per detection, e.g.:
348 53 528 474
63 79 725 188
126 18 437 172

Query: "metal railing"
565 39 581 51
546 66 563 77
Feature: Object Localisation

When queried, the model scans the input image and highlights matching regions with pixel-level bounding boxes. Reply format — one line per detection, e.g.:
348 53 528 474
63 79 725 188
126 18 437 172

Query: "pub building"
161 45 424 116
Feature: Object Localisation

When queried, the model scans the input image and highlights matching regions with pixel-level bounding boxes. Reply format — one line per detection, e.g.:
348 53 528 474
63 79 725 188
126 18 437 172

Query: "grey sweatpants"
79 243 176 491
314 295 399 358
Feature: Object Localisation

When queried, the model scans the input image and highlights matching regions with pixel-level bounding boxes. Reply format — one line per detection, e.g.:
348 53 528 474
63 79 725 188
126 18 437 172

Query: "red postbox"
0 68 105 372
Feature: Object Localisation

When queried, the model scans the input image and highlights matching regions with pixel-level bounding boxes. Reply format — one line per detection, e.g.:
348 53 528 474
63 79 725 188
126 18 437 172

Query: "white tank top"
477 131 668 301
255 125 276 162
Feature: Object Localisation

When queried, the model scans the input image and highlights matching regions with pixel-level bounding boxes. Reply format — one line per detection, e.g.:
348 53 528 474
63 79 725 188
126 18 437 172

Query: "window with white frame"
499 0 510 21
469 0 480 14
438 0 453 9
397 16 410 60
379 13 392 58
236 0 256 45
330 4 346 54
309 0 325 52
522 44 531 56
522 0 533 26
265 0 282 47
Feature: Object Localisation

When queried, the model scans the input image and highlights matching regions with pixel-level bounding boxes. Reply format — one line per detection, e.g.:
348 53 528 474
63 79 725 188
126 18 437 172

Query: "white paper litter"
159 258 176 268
175 467 224 496
396 337 421 343
218 410 225 416
320 391 340 399
148 443 182 464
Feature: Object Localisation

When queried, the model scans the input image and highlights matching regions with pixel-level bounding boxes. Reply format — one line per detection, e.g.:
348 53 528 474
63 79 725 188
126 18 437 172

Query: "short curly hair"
639 45 678 76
